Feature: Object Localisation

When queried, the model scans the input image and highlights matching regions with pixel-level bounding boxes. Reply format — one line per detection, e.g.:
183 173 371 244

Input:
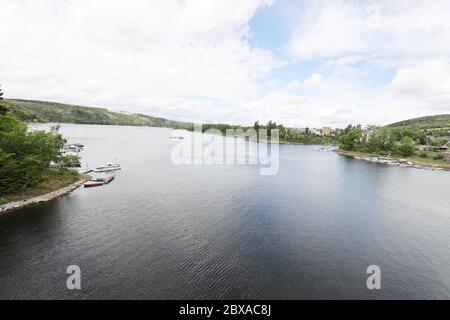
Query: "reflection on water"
0 124 449 299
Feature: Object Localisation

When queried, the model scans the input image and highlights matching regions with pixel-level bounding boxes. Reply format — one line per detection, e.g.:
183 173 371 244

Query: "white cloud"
303 73 323 87
325 54 363 75
390 58 450 109
288 0 450 67
288 0 366 60
0 0 449 128
282 0 450 126
0 0 282 122
286 73 323 92
286 80 301 90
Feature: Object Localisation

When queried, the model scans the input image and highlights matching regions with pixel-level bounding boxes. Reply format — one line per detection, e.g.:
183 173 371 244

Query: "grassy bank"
0 168 81 204
338 150 450 170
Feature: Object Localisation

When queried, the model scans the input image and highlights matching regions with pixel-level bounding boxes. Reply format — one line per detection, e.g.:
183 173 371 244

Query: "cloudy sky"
1 0 450 127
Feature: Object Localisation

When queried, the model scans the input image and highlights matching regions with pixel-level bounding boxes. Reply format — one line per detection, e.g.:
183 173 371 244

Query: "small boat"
61 150 79 157
84 175 115 188
64 145 82 153
170 136 185 140
315 146 337 152
102 175 115 184
93 162 121 172
84 181 104 188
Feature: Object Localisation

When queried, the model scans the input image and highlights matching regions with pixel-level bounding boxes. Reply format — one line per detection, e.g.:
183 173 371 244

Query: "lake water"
0 124 449 299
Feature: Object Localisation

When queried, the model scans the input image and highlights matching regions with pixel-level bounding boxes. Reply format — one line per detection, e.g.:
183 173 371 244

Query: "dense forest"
387 114 450 130
6 99 193 130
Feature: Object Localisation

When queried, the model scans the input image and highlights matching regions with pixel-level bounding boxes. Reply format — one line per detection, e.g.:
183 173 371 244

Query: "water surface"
0 124 449 299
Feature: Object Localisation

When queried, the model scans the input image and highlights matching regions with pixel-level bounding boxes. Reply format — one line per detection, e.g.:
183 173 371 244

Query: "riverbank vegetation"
0 101 80 204
200 121 336 144
338 119 450 166
1 168 80 204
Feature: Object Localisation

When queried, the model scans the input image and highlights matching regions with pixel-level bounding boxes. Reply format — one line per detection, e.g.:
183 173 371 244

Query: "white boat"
61 150 79 157
93 162 121 172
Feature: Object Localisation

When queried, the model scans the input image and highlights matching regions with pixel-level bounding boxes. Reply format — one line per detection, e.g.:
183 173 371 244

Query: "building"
322 127 332 136
309 128 321 135
362 128 375 142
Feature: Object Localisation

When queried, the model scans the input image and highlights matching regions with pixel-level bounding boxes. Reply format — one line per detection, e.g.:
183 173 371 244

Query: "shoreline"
338 150 450 171
0 173 90 215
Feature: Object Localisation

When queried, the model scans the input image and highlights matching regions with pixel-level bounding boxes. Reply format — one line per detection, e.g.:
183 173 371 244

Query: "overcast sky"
1 0 450 127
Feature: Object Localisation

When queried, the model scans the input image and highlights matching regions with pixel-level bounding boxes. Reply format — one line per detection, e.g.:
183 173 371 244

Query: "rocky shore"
339 151 450 171
0 174 90 215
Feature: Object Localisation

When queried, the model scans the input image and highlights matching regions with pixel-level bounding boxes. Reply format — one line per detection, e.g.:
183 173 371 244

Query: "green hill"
4 99 193 129
387 114 450 130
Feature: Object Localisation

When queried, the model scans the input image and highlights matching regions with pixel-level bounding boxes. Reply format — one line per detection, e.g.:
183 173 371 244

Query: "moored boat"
84 175 115 188
73 143 85 148
170 136 185 140
84 181 104 188
102 176 115 184
93 162 121 172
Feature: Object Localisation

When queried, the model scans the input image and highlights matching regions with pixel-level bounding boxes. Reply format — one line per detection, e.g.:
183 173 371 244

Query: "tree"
0 112 66 194
266 120 277 137
253 121 260 131
366 128 395 153
0 102 9 115
419 132 428 145
277 123 286 140
339 126 363 151
398 137 416 157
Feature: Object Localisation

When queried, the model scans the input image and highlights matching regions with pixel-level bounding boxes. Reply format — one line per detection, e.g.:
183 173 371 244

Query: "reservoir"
0 124 449 299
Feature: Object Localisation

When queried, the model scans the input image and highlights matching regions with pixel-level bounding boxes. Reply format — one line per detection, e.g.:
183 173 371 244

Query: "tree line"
199 120 335 144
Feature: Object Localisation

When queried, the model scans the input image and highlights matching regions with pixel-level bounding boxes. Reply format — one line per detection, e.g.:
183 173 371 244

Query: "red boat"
84 181 104 188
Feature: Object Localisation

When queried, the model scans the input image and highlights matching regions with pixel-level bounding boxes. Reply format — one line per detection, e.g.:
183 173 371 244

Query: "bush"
398 137 416 157
433 153 444 160
0 198 8 205
419 152 428 158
